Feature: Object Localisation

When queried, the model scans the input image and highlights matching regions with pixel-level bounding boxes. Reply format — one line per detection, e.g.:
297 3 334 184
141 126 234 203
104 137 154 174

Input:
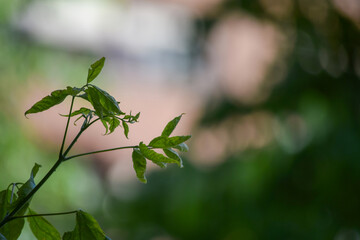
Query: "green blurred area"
1 0 360 239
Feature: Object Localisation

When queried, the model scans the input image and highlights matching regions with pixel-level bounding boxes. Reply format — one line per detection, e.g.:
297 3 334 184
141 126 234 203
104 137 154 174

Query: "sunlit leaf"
139 142 179 167
132 149 147 183
87 57 105 84
122 121 129 139
163 148 183 168
25 87 81 116
148 135 191 149
161 114 184 137
62 210 109 240
27 209 61 240
173 142 189 152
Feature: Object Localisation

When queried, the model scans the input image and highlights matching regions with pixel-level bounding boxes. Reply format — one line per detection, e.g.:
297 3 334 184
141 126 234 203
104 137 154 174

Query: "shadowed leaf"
27 209 61 240
132 149 147 183
85 86 122 118
163 148 183 168
173 142 189 152
62 210 110 240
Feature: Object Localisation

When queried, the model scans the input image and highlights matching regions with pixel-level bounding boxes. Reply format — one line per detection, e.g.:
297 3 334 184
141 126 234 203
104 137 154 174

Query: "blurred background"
1 0 360 239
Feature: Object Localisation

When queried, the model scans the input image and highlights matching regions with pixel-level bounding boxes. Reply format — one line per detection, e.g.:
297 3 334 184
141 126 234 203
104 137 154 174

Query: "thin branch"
0 158 63 228
8 210 78 222
64 145 138 161
59 96 75 158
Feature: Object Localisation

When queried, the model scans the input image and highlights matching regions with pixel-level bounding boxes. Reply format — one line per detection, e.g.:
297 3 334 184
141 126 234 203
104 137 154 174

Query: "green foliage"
132 149 147 183
27 209 61 240
63 211 109 240
0 57 191 239
87 57 105 84
25 87 81 116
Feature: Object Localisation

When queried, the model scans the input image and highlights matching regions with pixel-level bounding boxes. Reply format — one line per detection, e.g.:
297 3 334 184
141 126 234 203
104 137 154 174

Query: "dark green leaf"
163 148 183 168
62 210 108 240
87 57 105 84
66 87 82 97
161 114 184 137
27 209 61 240
85 87 104 117
173 142 189 152
148 135 191 148
122 121 129 139
17 163 41 199
0 190 25 240
25 88 80 116
77 93 89 101
0 218 24 240
132 149 147 183
139 142 179 167
0 190 10 221
85 86 122 118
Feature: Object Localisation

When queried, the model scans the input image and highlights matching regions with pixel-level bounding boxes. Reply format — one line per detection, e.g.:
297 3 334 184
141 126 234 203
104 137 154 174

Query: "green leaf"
25 87 81 116
17 163 41 199
27 209 61 240
0 190 10 221
61 107 91 117
62 210 109 240
100 117 121 135
85 85 122 118
108 117 120 134
148 135 191 148
100 119 109 135
132 149 147 183
139 142 179 167
122 121 129 139
173 142 189 152
87 57 105 84
163 148 183 168
161 114 184 137
0 190 27 240
0 218 24 240
66 87 82 97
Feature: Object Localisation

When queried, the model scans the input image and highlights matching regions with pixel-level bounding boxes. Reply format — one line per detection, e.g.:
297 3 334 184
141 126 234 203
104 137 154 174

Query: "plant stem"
59 96 75 158
64 145 138 161
62 118 100 157
0 158 63 228
0 98 77 229
7 210 78 222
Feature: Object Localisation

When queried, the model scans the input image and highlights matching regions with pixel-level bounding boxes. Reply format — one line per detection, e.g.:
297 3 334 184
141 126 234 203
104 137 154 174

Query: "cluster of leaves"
0 57 191 239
